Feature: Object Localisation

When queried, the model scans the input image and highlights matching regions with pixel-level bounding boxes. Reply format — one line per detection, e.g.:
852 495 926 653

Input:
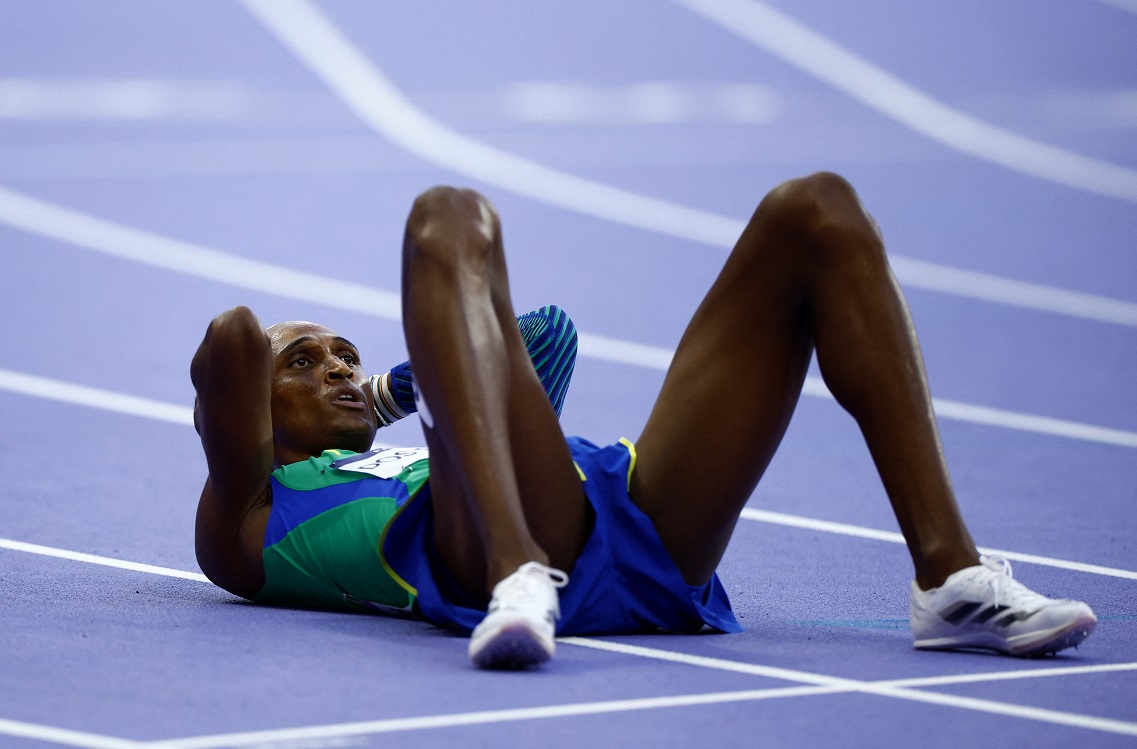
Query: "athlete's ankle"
487 552 550 594
912 544 981 591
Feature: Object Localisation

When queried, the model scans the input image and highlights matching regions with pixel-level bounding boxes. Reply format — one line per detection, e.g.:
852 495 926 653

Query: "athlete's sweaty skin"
192 173 980 612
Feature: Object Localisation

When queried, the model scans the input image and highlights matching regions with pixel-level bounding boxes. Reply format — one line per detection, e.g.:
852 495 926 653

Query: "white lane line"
0 368 193 426
237 0 741 247
801 377 1137 450
5 315 1137 451
9 359 1137 458
2 205 1135 448
145 687 845 749
0 718 145 749
929 396 1137 449
577 332 675 370
564 637 1137 689
887 256 1137 329
235 0 1137 328
145 685 1137 745
145 651 1137 747
7 491 1137 591
563 636 855 685
673 0 1137 206
739 508 1137 581
5 644 1133 748
3 182 1137 449
7 178 1137 335
1096 0 1137 14
3 537 1133 744
0 539 209 583
563 639 1137 737
889 661 1137 689
0 79 251 122
0 185 402 321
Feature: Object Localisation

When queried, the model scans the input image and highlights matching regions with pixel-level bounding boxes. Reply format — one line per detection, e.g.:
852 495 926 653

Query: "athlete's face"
267 321 376 466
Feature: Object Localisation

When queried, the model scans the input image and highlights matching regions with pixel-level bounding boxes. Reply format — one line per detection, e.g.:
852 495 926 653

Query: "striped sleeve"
371 304 578 425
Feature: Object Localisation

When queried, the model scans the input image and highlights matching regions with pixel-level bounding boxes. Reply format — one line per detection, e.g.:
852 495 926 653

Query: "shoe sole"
913 613 1098 657
469 621 555 670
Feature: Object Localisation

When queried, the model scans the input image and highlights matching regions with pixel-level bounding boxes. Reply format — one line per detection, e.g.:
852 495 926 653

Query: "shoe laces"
491 561 569 618
976 554 1039 610
516 560 569 588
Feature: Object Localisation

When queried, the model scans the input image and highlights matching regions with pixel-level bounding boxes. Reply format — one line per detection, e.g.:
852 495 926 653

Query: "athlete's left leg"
400 187 591 667
400 187 590 598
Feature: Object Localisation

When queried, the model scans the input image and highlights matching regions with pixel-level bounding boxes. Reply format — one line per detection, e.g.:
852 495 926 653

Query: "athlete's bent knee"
762 172 858 230
403 186 501 272
758 171 883 266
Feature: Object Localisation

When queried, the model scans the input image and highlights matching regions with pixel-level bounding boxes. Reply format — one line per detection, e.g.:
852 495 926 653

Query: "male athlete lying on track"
191 174 1096 669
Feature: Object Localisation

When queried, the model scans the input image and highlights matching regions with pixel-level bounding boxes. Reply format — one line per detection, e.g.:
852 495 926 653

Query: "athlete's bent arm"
191 305 275 598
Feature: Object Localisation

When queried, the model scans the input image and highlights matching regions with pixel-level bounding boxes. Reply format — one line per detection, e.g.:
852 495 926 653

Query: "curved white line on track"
8 187 1135 338
0 539 208 583
135 647 1137 745
5 269 1137 449
673 0 1137 205
564 637 1137 688
2 186 1137 450
930 396 1137 448
0 367 194 426
144 687 840 749
144 671 1137 747
6 181 1137 336
235 0 1137 328
2 187 1133 447
563 639 1137 737
0 185 402 320
4 657 1136 748
0 719 143 749
237 0 741 247
886 257 1137 328
1097 0 1137 14
800 378 1137 449
2 634 1117 747
5 533 1135 743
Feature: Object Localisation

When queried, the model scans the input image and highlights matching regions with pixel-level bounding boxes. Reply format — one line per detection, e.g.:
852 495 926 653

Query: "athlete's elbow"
208 306 263 345
192 307 264 388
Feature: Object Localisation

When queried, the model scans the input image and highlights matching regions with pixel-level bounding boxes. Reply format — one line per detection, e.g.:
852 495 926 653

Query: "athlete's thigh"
631 214 814 585
424 245 590 588
490 258 591 570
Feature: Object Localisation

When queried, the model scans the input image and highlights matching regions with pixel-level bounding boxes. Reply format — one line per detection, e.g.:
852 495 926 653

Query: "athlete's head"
266 320 376 466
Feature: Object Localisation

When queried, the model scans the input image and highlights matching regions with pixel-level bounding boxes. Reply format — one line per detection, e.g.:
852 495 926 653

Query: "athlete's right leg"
632 172 979 590
634 173 1095 657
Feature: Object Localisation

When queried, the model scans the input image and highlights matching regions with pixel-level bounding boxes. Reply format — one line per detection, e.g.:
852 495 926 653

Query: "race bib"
332 447 429 479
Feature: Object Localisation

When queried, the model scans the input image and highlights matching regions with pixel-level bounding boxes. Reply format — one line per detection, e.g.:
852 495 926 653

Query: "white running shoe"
468 561 569 669
911 555 1097 657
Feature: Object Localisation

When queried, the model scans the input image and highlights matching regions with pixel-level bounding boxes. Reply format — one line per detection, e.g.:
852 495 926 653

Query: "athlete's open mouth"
332 387 366 410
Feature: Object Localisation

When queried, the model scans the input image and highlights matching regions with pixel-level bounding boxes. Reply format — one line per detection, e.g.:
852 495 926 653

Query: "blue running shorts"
380 436 742 636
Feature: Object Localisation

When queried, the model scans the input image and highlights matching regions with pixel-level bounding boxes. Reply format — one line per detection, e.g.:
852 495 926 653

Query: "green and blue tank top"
253 448 430 614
